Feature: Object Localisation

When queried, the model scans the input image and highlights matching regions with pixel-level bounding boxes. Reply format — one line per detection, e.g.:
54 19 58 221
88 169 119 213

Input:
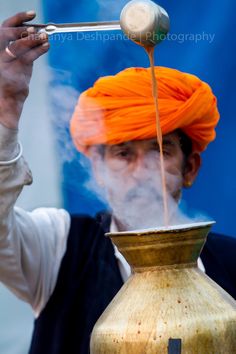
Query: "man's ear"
89 148 105 187
183 152 201 188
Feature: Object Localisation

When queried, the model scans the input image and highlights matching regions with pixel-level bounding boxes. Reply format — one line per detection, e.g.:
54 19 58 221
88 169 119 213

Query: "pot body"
90 223 236 353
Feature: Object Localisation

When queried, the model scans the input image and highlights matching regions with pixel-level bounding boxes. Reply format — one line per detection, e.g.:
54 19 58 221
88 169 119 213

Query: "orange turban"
70 66 220 154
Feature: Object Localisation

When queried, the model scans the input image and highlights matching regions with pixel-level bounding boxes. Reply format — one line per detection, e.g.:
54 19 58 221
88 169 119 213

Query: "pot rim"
106 220 215 237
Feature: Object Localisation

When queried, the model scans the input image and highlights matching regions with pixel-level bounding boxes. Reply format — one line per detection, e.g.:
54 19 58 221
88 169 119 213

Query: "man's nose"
131 152 153 180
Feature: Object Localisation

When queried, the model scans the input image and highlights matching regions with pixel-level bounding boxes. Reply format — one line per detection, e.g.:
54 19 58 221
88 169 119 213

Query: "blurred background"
0 0 235 353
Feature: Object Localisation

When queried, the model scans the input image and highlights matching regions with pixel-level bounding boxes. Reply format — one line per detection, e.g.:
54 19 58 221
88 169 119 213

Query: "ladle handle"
23 21 121 35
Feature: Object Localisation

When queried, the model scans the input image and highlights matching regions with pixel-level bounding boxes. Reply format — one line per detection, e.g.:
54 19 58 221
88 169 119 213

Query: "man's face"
102 131 185 197
92 131 198 230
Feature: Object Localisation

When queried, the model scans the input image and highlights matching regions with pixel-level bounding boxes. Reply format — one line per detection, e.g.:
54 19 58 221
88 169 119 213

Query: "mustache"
124 184 163 203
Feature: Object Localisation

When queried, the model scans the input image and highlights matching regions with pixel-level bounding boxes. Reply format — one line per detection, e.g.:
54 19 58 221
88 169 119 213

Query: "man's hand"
0 11 50 129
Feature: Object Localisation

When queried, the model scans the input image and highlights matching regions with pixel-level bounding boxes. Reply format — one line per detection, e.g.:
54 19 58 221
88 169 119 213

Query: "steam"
88 148 209 231
49 78 80 161
47 79 210 232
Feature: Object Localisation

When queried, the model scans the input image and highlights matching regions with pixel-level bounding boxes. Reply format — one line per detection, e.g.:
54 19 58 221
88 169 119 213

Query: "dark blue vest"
29 214 236 354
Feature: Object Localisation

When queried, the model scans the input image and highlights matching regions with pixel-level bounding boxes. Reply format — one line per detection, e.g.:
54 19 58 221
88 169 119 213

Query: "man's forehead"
107 131 180 149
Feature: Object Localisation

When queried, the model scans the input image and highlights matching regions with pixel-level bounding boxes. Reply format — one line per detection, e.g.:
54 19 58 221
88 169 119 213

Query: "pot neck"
108 225 212 272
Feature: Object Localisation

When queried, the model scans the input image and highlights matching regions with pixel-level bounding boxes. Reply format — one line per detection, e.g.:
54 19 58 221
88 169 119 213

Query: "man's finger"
20 42 50 64
0 27 35 51
0 33 48 63
0 26 34 40
1 11 36 28
0 11 36 51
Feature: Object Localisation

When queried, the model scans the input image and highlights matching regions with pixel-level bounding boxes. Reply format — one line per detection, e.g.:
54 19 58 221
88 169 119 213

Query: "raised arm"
0 11 49 129
0 12 70 315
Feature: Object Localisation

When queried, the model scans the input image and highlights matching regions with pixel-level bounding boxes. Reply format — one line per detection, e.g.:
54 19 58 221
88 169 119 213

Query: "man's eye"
116 150 130 158
148 146 171 157
163 148 171 156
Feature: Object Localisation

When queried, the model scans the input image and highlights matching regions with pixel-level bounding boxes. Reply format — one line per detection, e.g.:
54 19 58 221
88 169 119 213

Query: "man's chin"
126 197 163 207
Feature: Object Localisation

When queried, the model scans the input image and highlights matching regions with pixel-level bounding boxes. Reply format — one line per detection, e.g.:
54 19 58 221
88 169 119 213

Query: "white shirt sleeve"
0 123 71 317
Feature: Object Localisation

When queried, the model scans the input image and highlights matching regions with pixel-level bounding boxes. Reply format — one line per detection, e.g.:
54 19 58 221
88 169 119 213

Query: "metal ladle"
23 21 121 35
23 0 169 46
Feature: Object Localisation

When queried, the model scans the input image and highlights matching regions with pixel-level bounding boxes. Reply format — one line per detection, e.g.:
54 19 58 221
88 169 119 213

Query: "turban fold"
70 66 220 154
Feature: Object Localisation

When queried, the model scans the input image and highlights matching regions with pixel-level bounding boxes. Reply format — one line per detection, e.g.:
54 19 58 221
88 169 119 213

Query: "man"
0 12 235 354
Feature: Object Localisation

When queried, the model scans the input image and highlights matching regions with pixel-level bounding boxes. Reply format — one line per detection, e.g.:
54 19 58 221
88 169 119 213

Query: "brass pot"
90 222 236 353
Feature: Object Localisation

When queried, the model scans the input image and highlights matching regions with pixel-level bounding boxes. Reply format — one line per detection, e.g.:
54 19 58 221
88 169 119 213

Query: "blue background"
42 0 236 237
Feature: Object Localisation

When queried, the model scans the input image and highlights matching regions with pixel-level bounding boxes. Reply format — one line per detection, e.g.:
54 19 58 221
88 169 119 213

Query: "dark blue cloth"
201 232 236 299
29 213 123 354
29 214 236 354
